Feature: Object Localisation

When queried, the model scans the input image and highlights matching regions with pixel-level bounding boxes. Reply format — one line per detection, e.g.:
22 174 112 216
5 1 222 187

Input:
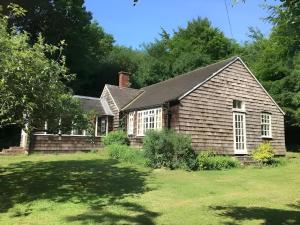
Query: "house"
22 56 286 155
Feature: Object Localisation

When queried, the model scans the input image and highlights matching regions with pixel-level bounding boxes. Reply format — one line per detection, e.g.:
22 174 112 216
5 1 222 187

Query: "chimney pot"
119 71 130 88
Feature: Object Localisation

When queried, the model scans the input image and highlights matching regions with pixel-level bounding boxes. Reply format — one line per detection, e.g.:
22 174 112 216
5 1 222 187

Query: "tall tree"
0 0 114 97
241 0 300 146
0 5 85 133
133 18 239 87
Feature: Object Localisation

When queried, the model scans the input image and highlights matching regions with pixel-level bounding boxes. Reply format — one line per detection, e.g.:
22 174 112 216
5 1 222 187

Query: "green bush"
197 151 240 170
171 133 198 170
252 142 275 165
103 130 130 146
143 129 198 170
106 144 145 165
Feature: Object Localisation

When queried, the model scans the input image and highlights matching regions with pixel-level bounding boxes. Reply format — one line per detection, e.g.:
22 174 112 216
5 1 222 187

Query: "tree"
132 18 239 87
0 0 115 97
0 5 85 133
240 0 300 146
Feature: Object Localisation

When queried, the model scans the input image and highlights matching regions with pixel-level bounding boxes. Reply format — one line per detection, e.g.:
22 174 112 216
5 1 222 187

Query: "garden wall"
30 135 103 153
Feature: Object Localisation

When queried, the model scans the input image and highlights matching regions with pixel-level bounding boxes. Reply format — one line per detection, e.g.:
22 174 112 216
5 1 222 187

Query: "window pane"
137 108 162 135
233 100 243 109
234 113 246 151
261 114 271 137
128 112 134 135
97 117 106 136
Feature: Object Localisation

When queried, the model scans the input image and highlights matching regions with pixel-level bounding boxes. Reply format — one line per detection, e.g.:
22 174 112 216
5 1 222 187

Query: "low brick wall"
30 135 103 153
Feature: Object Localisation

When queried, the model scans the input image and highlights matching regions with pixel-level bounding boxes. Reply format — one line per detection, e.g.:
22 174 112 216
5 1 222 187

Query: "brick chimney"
118 71 130 88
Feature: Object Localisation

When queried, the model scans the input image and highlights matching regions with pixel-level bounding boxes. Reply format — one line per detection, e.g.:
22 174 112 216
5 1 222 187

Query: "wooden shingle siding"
31 135 103 152
169 105 180 131
101 86 119 130
179 60 286 155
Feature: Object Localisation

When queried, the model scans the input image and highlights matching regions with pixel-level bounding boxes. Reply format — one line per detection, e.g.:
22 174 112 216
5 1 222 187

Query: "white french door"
233 112 247 154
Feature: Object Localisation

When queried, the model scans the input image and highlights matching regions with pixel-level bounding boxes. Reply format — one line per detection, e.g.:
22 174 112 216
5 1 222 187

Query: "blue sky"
84 0 276 49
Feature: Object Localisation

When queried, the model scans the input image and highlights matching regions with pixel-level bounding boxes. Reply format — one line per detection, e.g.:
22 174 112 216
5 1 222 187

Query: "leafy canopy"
0 0 115 96
0 4 85 133
132 18 239 88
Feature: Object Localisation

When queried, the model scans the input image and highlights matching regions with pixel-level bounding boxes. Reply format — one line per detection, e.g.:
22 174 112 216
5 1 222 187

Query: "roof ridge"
121 90 146 110
123 56 240 111
142 56 238 90
106 84 141 91
74 95 100 100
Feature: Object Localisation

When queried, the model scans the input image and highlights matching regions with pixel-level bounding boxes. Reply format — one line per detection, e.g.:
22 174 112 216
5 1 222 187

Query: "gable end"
100 85 120 112
179 57 285 115
237 58 285 115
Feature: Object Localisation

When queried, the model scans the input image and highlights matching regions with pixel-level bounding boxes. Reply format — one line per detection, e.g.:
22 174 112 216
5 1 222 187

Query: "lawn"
0 152 299 225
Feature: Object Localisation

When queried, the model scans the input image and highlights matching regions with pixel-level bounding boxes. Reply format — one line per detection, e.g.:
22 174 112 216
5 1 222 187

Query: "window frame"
232 100 246 112
233 112 247 154
95 116 108 137
261 113 272 138
136 107 162 137
127 112 134 135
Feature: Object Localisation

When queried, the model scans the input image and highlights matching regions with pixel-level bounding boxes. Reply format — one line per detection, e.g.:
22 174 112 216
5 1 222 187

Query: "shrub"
197 151 240 170
171 133 198 170
143 130 174 168
252 142 275 165
106 144 145 165
103 130 130 146
143 129 198 170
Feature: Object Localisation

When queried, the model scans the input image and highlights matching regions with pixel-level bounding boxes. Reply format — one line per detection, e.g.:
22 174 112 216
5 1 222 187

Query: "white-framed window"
137 111 143 136
136 108 162 136
261 113 272 138
127 112 134 135
233 100 245 111
71 129 84 136
233 112 247 153
96 116 107 137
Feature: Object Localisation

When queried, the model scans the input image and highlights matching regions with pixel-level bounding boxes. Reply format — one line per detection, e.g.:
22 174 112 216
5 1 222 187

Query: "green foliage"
143 130 198 170
240 1 300 145
252 142 275 164
106 144 145 165
132 18 238 88
84 110 98 144
171 132 199 170
0 6 86 133
103 130 130 146
1 0 115 97
197 151 240 170
143 130 174 168
267 0 300 55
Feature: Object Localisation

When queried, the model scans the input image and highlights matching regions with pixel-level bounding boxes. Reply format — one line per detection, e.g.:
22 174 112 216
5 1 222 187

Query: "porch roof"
74 95 113 116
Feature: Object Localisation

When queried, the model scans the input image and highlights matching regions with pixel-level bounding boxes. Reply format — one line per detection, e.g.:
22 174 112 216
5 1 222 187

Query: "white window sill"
262 136 273 139
232 109 246 113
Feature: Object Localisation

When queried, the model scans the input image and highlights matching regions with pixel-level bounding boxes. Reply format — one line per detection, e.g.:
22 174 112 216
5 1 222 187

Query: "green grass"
0 152 299 225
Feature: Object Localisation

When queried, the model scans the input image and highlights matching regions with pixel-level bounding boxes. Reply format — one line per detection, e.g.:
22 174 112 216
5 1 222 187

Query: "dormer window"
233 100 245 111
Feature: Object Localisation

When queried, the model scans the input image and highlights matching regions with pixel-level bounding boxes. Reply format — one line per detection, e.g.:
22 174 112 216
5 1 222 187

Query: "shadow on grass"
211 203 300 225
66 202 159 224
0 158 158 224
